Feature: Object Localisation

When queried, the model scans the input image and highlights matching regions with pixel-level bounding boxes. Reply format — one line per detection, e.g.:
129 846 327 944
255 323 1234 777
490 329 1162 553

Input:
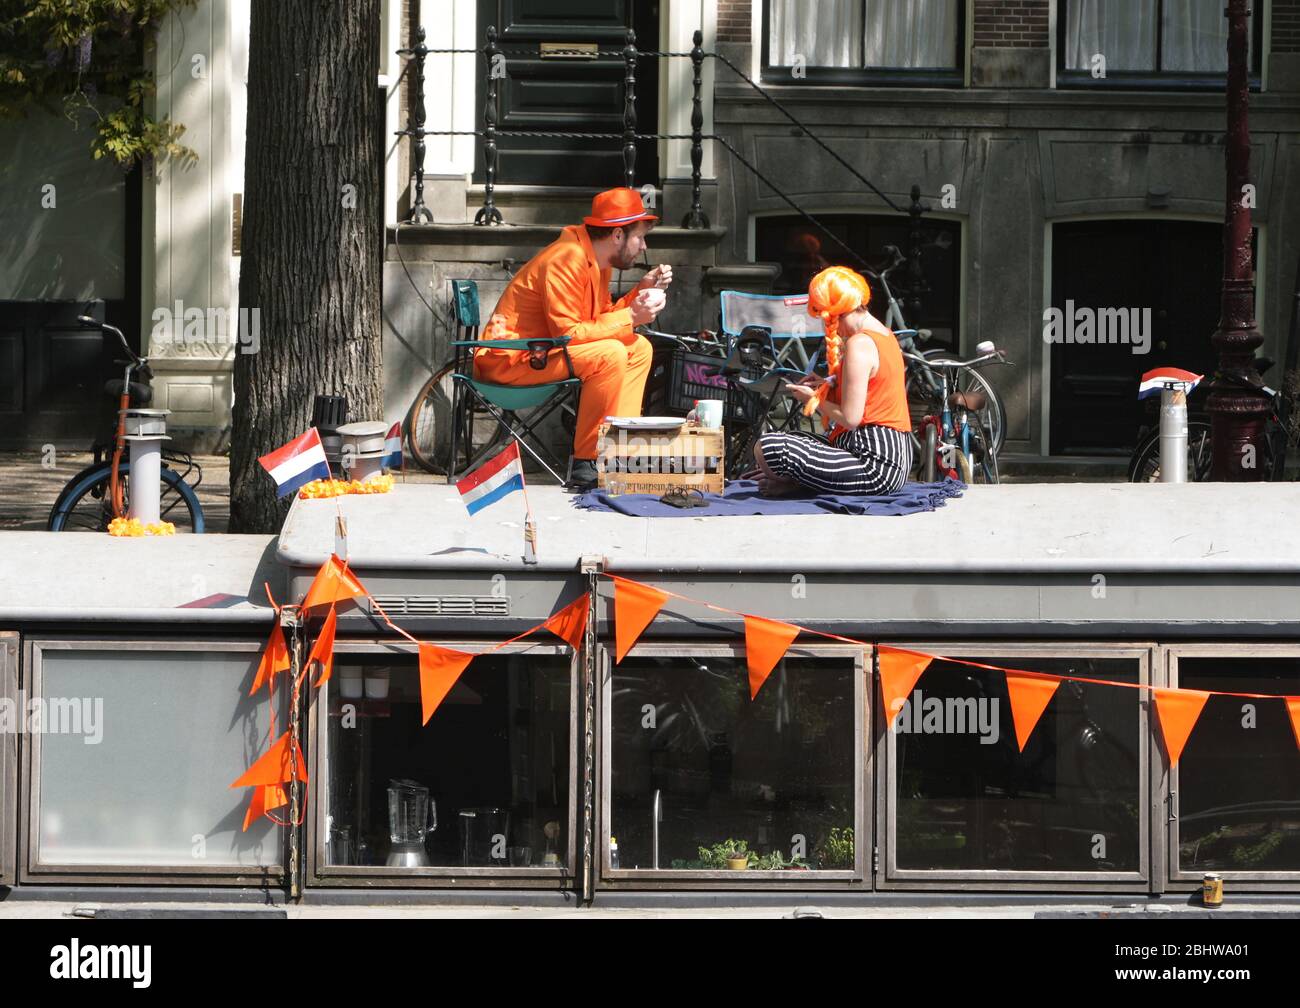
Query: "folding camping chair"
719 290 826 373
447 279 580 483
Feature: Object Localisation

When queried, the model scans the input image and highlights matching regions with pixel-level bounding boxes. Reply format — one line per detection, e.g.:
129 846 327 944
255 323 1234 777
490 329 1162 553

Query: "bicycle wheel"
405 361 460 475
920 423 938 483
923 349 1007 455
1128 420 1213 482
965 422 999 483
48 461 205 532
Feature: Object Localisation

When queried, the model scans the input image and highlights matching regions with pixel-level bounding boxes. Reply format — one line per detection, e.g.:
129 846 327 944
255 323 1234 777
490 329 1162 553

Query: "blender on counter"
386 779 436 867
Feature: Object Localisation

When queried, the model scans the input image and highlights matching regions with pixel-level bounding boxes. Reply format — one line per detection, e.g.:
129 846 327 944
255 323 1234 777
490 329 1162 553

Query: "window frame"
1055 0 1265 91
598 642 869 888
1164 643 1300 890
1 633 16 886
751 210 965 354
307 639 580 888
876 641 1155 891
21 637 287 885
760 0 968 88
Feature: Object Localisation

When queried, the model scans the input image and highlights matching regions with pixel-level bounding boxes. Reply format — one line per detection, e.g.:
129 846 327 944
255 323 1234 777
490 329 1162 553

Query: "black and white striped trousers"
759 424 912 495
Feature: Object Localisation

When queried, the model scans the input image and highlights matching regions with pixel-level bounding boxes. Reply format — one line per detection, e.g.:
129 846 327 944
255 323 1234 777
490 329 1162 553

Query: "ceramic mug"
694 399 724 429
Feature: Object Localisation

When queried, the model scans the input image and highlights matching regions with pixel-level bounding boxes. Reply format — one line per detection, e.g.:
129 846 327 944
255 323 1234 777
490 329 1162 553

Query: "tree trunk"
231 0 383 532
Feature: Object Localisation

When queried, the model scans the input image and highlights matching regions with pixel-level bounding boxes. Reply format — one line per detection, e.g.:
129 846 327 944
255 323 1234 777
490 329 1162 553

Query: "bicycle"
871 244 1008 459
47 314 205 532
904 345 1011 484
1127 358 1284 482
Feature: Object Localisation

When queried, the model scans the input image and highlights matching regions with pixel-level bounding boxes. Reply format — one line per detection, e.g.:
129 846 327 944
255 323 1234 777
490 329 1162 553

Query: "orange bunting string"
308 604 338 687
613 577 669 663
231 731 308 789
241 783 288 832
743 615 801 700
1004 671 1061 752
543 593 590 651
1153 688 1212 769
418 643 476 725
878 647 933 726
250 620 291 697
302 553 368 612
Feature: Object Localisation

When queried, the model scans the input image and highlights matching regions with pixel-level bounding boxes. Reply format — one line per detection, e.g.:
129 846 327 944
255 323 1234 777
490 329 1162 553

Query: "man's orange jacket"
476 224 639 367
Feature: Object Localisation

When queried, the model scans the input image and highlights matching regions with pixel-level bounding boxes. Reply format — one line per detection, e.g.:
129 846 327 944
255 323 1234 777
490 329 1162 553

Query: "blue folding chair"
719 290 826 373
447 280 581 482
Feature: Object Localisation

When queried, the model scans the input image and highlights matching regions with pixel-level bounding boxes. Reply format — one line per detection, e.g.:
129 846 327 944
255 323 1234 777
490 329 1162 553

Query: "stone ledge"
387 223 727 266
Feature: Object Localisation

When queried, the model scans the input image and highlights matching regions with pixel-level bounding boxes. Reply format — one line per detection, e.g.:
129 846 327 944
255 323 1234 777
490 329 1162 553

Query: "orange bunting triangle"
231 731 308 788
1153 687 1211 769
249 620 291 696
878 647 933 727
302 554 368 612
1004 672 1061 752
419 643 475 725
1286 698 1300 751
743 615 800 700
613 578 668 663
241 783 288 832
543 593 590 651
308 604 338 687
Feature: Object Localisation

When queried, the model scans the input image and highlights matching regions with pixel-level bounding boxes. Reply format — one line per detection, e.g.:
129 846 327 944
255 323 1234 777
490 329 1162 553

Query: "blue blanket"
572 477 964 517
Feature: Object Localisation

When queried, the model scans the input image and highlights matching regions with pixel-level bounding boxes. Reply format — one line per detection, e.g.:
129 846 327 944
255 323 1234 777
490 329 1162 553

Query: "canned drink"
1202 872 1224 907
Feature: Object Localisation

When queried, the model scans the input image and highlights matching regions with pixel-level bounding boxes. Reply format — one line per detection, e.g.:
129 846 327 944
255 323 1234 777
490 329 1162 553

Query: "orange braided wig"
804 266 871 424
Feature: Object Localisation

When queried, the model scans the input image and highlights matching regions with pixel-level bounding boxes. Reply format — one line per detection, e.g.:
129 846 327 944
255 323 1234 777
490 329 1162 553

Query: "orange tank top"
828 329 912 442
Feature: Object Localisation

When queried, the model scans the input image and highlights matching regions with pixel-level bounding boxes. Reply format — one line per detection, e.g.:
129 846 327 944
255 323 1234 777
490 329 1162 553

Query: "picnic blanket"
572 477 964 518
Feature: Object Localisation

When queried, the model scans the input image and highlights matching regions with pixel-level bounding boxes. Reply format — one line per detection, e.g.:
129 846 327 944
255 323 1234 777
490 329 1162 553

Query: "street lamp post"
1207 0 1271 479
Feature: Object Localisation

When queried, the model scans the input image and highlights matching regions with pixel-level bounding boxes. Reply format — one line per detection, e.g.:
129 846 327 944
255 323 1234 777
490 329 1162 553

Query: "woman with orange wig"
754 265 913 496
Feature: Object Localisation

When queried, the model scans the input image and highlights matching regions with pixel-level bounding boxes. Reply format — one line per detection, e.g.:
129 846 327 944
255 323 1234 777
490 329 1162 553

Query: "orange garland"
107 517 177 537
298 473 395 499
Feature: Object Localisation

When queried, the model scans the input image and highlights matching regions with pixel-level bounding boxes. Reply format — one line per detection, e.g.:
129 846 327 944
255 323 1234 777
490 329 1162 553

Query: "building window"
1171 652 1300 877
763 0 965 86
1058 0 1262 88
607 647 861 875
28 642 281 873
321 648 574 874
885 650 1148 880
755 214 961 352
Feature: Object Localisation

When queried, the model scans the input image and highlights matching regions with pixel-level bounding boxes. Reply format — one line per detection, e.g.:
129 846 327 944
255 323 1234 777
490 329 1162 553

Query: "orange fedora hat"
583 187 658 227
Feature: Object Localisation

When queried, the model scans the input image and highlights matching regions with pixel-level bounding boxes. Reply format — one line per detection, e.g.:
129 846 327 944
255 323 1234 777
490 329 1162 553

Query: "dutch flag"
1138 367 1203 400
457 442 524 516
258 428 332 498
383 422 403 471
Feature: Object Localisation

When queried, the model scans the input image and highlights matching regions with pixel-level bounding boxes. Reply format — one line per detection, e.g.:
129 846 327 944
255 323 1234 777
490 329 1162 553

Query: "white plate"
605 416 686 430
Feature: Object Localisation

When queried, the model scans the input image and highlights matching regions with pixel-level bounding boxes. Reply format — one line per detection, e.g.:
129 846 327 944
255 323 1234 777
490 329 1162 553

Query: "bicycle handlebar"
78 314 141 365
903 349 1010 370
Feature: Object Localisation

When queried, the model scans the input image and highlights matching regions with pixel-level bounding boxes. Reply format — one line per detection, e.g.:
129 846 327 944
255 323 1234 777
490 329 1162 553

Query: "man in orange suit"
475 187 671 489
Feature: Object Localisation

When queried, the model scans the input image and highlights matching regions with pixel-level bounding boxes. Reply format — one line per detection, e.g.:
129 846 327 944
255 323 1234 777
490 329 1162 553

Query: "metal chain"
581 571 598 904
708 50 902 214
708 132 877 277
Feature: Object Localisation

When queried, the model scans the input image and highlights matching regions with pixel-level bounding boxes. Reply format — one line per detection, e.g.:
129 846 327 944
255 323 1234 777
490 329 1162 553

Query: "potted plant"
696 839 750 870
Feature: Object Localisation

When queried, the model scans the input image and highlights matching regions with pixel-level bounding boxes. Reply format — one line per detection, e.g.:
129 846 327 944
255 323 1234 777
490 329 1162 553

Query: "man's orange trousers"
474 336 654 458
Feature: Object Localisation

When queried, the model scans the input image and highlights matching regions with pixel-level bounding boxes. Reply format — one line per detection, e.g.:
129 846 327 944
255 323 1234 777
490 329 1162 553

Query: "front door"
1049 220 1234 455
475 0 660 189
0 110 141 449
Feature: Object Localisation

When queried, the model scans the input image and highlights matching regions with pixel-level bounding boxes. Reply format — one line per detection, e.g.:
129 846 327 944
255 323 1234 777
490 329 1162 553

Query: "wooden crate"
596 423 724 495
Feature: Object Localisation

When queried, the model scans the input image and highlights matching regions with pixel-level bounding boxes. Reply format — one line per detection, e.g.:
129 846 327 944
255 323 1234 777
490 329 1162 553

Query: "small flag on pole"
258 428 331 498
383 422 403 471
1138 367 1202 400
457 442 525 516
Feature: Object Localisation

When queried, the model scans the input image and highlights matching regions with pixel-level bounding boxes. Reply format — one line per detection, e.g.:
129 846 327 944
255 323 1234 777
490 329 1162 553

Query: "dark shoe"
566 458 598 492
